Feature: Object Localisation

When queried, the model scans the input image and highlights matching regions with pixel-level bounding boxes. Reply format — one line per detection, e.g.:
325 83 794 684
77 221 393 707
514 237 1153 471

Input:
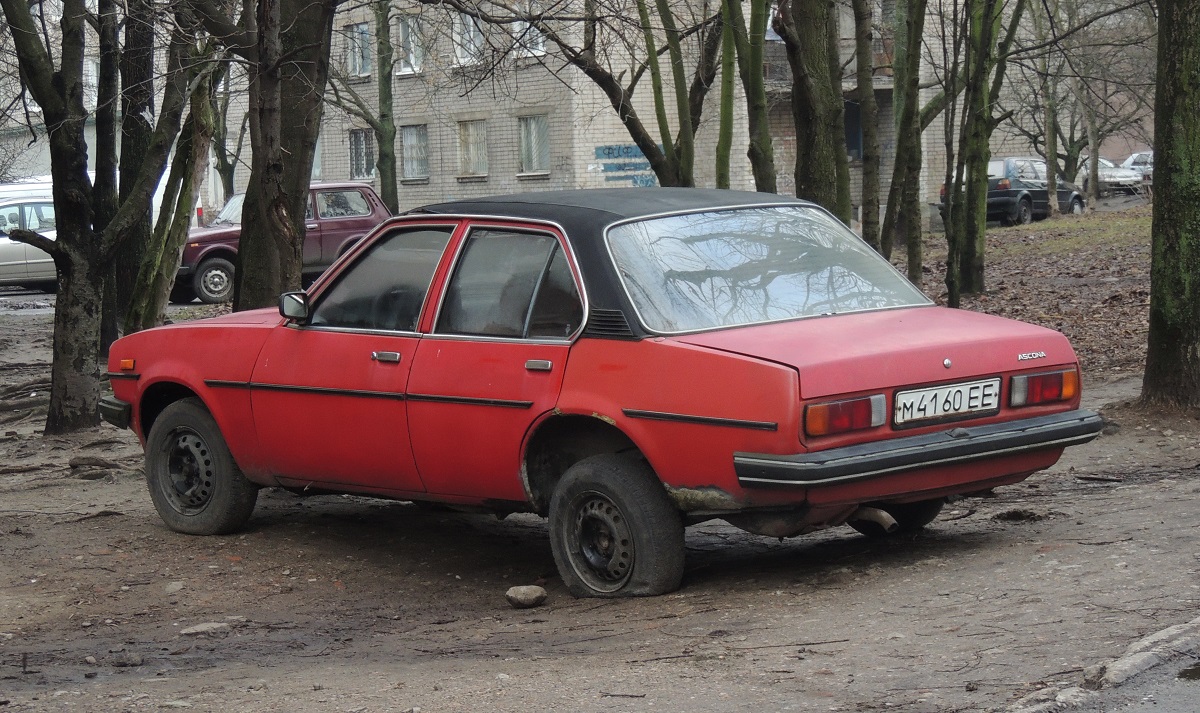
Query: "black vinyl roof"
410 188 813 339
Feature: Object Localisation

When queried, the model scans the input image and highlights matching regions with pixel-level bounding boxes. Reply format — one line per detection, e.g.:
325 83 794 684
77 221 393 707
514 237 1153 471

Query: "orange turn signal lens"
119 359 135 371
1010 369 1078 407
804 394 886 437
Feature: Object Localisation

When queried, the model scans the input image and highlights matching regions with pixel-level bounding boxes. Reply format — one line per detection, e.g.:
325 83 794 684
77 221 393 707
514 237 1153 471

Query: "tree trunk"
234 0 335 310
726 0 776 193
879 0 927 261
778 0 852 221
851 0 880 250
1141 0 1200 408
373 0 399 214
715 4 735 189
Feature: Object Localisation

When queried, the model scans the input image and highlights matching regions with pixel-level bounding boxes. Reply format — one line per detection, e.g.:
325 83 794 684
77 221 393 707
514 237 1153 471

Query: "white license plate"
894 378 1001 426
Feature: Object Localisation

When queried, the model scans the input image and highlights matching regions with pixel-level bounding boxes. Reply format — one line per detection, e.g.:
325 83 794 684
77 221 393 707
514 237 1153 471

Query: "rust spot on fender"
665 484 741 512
590 412 617 426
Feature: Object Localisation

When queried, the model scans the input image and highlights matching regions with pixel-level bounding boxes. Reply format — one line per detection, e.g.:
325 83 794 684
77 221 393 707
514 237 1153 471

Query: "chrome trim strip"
204 380 405 401
623 409 778 431
105 372 140 380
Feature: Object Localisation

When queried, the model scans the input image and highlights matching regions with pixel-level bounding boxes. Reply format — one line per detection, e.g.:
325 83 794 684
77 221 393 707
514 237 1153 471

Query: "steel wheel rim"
566 491 634 593
162 428 215 514
200 268 230 300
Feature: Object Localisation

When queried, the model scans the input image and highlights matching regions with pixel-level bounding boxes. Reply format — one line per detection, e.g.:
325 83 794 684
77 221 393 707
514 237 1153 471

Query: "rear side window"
316 190 372 218
310 226 453 332
436 228 582 339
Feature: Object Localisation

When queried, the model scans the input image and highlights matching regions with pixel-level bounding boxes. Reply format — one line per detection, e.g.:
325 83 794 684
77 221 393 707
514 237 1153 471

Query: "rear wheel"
145 398 258 535
1014 198 1033 225
193 257 235 303
549 454 685 597
1070 197 1084 214
849 499 945 538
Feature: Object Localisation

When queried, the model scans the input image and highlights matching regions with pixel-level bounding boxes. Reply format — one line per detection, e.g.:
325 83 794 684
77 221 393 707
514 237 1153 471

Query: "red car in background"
176 182 391 303
103 189 1103 597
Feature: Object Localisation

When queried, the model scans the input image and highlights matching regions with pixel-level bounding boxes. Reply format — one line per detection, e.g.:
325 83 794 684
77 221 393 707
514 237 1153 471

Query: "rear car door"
21 202 57 281
313 188 384 266
249 223 456 494
406 224 585 502
0 206 28 283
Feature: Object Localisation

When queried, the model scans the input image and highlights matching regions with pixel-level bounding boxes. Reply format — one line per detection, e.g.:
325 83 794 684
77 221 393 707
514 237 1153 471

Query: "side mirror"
279 291 311 322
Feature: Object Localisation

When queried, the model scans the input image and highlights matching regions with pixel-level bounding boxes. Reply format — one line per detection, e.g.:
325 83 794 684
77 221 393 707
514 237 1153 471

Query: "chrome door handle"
372 351 401 363
525 359 552 372
306 224 319 230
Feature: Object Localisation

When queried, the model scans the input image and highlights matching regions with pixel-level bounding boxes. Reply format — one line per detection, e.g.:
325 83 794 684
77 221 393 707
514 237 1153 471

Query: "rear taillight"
996 178 1011 190
1010 369 1079 407
805 394 886 437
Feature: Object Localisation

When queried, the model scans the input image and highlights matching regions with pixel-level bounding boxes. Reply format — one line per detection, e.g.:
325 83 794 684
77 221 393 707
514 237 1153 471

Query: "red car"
176 182 392 303
102 189 1102 597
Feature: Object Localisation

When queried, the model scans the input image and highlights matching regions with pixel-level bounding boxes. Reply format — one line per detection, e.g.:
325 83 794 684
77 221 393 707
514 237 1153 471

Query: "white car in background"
1121 151 1154 183
0 196 57 291
1076 156 1143 195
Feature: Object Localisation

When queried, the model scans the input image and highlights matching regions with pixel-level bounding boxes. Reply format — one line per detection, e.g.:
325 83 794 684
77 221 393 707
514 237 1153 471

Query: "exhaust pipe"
850 506 899 533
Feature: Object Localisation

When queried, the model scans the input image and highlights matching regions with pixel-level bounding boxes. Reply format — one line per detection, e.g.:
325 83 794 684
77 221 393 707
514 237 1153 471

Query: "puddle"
1177 662 1200 681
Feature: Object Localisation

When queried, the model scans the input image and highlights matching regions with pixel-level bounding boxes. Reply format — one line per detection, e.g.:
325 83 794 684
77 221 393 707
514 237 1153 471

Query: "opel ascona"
102 189 1103 597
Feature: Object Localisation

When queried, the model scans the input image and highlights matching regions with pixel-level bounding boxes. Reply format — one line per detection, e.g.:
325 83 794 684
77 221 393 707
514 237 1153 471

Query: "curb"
1002 615 1200 712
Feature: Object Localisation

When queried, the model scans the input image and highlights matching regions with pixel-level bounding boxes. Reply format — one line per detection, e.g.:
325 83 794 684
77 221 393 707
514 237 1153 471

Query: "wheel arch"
522 413 644 516
195 245 238 268
138 380 203 438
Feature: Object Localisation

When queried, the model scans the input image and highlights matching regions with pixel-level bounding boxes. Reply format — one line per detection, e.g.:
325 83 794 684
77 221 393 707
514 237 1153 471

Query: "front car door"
21 202 57 281
0 206 28 284
313 188 383 265
249 222 456 495
406 224 585 504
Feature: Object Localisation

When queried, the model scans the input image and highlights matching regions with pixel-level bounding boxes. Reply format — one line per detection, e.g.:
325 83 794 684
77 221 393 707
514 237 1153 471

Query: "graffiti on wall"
589 145 658 187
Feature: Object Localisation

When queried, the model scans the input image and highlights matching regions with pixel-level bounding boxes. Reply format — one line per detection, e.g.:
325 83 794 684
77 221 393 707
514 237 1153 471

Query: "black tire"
849 499 945 538
1070 197 1084 215
548 454 685 598
193 257 235 303
1015 198 1033 225
145 398 258 535
169 282 197 304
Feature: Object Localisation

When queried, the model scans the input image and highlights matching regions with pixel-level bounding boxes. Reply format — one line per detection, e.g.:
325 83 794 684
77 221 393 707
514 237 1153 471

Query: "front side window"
453 13 485 64
397 16 425 73
518 115 549 174
401 124 429 179
311 226 454 332
345 23 372 76
316 190 371 218
437 229 582 339
458 119 488 177
350 128 375 179
607 205 930 333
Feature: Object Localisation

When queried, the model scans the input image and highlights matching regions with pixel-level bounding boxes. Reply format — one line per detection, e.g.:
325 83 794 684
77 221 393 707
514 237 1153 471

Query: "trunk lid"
673 306 1076 399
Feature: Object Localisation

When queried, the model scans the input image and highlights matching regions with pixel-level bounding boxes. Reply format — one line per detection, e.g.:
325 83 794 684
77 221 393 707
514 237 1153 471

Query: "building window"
83 59 100 110
844 100 862 161
514 2 546 56
401 124 429 179
453 13 485 65
345 23 372 76
518 115 549 174
350 129 375 179
458 120 488 177
396 16 424 74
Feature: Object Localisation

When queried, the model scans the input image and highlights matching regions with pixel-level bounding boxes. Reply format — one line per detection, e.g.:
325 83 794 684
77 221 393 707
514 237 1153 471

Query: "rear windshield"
607 205 931 334
987 160 1006 178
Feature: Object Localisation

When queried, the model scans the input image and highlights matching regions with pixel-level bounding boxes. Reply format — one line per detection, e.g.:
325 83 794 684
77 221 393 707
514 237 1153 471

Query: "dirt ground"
2 209 1199 712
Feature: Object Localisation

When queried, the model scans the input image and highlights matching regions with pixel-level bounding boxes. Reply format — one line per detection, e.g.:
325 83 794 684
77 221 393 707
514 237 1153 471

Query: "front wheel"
849 499 945 538
145 398 258 535
548 454 685 597
1070 197 1084 215
193 257 235 303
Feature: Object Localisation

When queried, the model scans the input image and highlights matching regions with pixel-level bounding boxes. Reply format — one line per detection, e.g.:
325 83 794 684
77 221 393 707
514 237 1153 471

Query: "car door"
1014 159 1049 215
249 223 456 494
406 224 585 502
21 202 57 281
300 196 324 272
314 188 382 266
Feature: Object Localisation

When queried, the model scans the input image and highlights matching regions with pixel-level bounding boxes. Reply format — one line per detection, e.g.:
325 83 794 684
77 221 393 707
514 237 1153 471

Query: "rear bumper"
734 409 1103 488
99 394 132 430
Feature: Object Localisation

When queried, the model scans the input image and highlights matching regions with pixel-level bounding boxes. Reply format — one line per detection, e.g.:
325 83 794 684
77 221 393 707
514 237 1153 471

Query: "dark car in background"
987 157 1085 225
176 182 392 303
